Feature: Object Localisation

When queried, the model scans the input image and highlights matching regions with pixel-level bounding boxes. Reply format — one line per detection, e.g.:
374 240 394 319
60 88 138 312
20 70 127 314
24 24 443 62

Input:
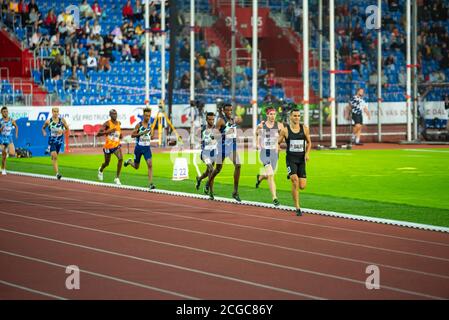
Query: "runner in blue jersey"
0 106 19 175
195 112 218 194
207 103 242 201
42 107 69 180
124 107 155 189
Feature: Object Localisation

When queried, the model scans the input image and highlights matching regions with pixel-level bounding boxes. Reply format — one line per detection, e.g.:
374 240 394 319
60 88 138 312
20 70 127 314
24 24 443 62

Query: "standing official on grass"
345 88 371 145
278 109 312 216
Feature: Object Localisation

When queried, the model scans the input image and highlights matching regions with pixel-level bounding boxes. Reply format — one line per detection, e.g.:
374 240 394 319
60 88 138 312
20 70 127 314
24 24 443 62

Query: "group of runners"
0 88 370 216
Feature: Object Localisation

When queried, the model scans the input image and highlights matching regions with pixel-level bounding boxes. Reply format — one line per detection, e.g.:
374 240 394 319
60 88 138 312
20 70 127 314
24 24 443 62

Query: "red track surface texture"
1 175 448 300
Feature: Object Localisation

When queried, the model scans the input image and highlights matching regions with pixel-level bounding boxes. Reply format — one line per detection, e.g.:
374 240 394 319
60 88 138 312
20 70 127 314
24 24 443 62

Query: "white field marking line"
0 280 67 300
6 179 449 248
9 171 449 234
2 190 449 263
4 211 449 299
2 204 448 283
0 250 199 300
403 149 449 153
0 228 324 300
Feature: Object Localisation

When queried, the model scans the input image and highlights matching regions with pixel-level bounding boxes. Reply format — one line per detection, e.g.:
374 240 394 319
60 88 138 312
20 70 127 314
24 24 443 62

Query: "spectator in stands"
134 0 143 21
122 0 133 20
86 49 98 73
91 19 101 36
263 90 278 103
26 7 40 27
125 20 135 40
28 0 38 13
180 71 190 90
78 52 87 74
339 42 350 60
80 0 95 19
17 0 28 27
149 9 159 28
121 43 132 61
66 66 80 90
43 9 57 35
91 0 101 18
207 41 220 64
98 44 111 71
50 55 62 80
130 43 141 62
180 41 190 62
50 31 60 48
29 30 41 50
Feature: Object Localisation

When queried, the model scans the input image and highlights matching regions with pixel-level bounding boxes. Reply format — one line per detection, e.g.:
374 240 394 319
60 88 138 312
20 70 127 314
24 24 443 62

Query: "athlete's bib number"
138 135 151 146
289 139 304 152
262 137 277 149
50 127 63 137
108 131 120 142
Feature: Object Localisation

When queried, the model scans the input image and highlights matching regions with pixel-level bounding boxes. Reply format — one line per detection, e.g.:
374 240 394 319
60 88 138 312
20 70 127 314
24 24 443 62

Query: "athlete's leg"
1 145 7 170
8 142 15 157
208 163 223 194
290 174 300 209
230 151 241 194
265 164 278 200
146 158 153 184
50 150 59 174
114 148 123 178
100 152 112 172
299 178 307 190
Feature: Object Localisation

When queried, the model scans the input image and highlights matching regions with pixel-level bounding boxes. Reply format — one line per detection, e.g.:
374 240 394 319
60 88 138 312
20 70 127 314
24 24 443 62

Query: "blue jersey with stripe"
135 122 151 147
0 117 14 145
48 118 64 144
219 115 237 147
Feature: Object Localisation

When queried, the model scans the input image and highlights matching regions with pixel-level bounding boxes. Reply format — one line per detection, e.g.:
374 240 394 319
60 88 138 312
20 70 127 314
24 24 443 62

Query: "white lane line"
9 171 449 233
0 228 324 300
2 189 449 263
3 209 448 299
0 280 67 300
0 250 199 300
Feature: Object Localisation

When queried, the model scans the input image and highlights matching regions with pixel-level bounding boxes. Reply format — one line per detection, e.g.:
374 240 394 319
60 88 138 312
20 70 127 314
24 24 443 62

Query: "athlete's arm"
118 121 123 139
278 127 287 147
61 118 70 134
304 125 312 161
42 120 49 136
131 123 141 138
97 121 109 137
277 122 284 152
364 106 371 120
12 120 18 138
255 122 263 150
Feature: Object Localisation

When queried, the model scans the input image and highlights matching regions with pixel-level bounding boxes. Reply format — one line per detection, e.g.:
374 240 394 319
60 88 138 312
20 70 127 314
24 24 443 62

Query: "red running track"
1 174 448 300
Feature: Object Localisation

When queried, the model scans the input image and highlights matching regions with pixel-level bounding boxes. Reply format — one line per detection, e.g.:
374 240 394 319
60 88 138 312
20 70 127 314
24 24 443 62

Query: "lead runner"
278 109 312 216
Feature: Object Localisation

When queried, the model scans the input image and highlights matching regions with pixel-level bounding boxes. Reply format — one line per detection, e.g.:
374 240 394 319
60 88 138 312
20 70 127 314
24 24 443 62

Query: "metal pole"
252 0 258 147
231 0 236 114
161 0 166 103
303 0 309 127
329 0 336 148
318 0 323 141
145 0 150 104
412 0 418 141
190 0 195 148
406 0 412 141
377 0 382 142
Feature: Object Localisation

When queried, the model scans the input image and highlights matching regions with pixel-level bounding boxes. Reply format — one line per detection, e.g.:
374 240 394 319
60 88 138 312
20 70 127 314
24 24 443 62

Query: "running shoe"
56 173 62 180
124 159 132 167
1 169 6 175
273 198 280 206
195 176 201 190
232 192 241 202
296 208 302 216
149 183 156 190
98 168 103 181
255 174 261 188
114 177 121 185
203 184 209 195
209 191 214 200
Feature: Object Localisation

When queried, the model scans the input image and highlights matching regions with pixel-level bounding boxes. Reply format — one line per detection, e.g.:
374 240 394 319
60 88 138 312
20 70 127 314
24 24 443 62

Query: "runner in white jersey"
255 107 284 206
124 107 155 189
